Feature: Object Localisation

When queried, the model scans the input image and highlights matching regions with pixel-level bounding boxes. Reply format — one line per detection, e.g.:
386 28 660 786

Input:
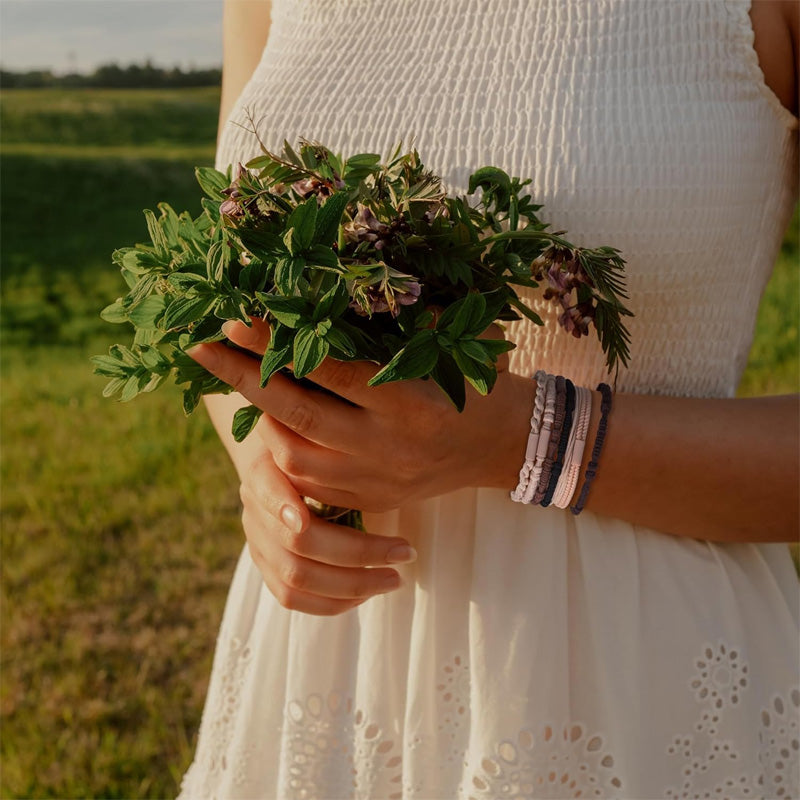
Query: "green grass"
0 87 220 148
1 87 240 800
0 86 797 799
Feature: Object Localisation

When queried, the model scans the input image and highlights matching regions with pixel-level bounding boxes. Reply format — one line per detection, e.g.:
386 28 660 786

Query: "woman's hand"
236 431 418 616
188 318 533 514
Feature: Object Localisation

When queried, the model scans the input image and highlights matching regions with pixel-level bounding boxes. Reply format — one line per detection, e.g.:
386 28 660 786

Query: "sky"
0 0 224 73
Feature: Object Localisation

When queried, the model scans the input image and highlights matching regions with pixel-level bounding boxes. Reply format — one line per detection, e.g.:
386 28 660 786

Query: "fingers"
242 448 312 534
224 317 387 409
247 516 404 600
188 341 365 451
222 317 271 356
242 454 415 567
304 356 385 408
241 452 416 616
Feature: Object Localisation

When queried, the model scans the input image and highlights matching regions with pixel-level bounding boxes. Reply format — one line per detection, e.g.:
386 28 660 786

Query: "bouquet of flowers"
93 139 631 498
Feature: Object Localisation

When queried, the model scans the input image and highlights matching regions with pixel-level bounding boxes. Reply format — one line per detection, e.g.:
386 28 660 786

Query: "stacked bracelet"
540 380 575 507
552 385 592 508
532 376 567 505
510 376 612 515
570 383 613 515
522 374 557 503
510 370 549 502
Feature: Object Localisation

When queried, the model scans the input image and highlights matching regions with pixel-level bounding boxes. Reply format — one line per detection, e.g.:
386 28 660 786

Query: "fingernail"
380 572 404 592
221 320 237 339
385 544 417 564
280 505 303 533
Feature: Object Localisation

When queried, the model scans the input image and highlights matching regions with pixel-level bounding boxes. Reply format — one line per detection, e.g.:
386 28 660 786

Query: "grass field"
1 87 798 799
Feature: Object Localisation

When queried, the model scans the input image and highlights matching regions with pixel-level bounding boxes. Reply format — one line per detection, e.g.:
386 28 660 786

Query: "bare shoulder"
749 0 798 117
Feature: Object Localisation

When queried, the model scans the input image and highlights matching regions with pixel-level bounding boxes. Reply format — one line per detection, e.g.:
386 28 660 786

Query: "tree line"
0 62 221 89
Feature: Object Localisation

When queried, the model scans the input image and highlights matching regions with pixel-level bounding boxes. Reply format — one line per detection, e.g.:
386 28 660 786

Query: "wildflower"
558 300 596 338
350 268 422 317
219 163 248 218
343 204 390 245
292 176 335 199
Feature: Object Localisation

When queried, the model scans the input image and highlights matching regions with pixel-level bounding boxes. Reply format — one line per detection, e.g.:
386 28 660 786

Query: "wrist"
484 371 539 490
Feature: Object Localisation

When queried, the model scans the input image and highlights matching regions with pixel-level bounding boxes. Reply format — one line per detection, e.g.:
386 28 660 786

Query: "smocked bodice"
217 0 798 397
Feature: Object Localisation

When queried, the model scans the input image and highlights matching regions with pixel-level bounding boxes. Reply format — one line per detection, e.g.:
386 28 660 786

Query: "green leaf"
468 166 512 211
195 166 230 201
143 208 170 258
509 193 519 231
344 152 381 183
451 292 486 338
201 196 221 225
100 299 128 324
101 377 127 398
293 324 330 379
368 329 438 386
124 274 161 311
477 338 516 360
119 247 164 274
452 347 497 395
314 192 349 246
232 404 263 442
274 256 306 294
457 338 492 364
507 295 544 326
90 354 128 378
120 373 143 403
434 292 485 339
260 324 293 386
305 244 340 269
167 272 206 291
109 344 140 368
476 289 510 330
161 294 216 331
156 202 181 246
141 373 165 394
286 196 318 252
430 351 466 411
313 282 349 322
183 383 202 415
282 228 299 256
206 240 230 283
258 293 311 329
127 295 168 330
324 325 357 358
138 344 170 371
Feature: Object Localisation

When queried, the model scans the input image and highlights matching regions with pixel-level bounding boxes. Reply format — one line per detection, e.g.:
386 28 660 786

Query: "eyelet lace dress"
178 1 799 797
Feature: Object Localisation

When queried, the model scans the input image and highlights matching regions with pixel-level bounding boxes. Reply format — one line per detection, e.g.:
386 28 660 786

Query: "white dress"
179 1 800 797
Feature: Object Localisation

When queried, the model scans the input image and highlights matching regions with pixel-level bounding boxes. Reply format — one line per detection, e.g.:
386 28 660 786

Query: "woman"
180 0 799 796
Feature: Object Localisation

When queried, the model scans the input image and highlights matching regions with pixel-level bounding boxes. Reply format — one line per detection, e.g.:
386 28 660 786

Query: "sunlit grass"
0 86 797 799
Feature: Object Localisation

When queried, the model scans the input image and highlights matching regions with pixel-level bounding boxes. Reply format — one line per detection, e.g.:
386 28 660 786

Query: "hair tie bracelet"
570 383 613 516
552 385 592 508
540 379 576 507
522 374 557 504
532 375 567 505
550 382 584 508
510 370 549 503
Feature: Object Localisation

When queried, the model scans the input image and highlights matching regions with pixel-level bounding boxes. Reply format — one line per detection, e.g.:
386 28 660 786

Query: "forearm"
218 0 272 143
206 2 273 477
496 376 799 543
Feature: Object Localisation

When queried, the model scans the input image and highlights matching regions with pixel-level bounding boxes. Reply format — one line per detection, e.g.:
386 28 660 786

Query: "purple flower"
343 204 388 244
396 280 421 306
350 268 422 317
292 176 335 199
220 197 244 218
558 300 596 338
